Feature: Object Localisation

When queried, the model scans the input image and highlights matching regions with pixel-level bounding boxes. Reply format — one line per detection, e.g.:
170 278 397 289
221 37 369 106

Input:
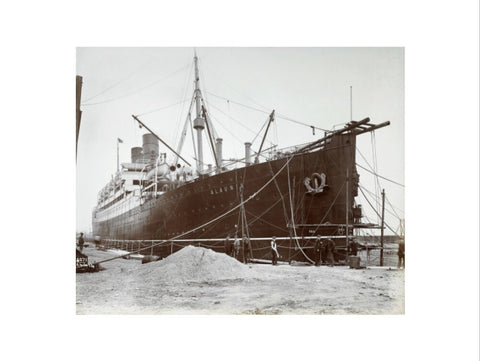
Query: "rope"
358 186 399 236
251 116 270 145
200 60 272 112
136 98 190 117
371 132 381 220
287 160 314 264
82 63 191 107
172 62 194 151
206 100 258 136
311 179 346 235
385 194 403 219
206 108 252 147
82 58 157 103
206 91 328 132
356 163 404 188
359 183 403 221
267 160 291 229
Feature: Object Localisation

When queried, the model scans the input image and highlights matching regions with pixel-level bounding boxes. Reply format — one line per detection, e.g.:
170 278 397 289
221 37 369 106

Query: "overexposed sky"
76 47 404 234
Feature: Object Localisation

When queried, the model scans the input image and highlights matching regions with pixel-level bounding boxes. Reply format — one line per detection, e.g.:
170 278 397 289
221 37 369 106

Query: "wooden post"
346 168 349 260
380 189 385 266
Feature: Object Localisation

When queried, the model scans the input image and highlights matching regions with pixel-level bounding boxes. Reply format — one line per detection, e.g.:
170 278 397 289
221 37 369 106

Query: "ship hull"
93 133 358 262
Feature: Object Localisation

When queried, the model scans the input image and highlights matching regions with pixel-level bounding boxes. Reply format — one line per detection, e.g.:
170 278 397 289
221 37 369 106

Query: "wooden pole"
380 189 385 266
255 110 275 163
346 168 349 258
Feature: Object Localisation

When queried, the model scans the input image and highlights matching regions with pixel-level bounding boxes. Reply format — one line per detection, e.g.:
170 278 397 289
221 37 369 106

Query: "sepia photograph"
76 47 405 314
1 1 478 360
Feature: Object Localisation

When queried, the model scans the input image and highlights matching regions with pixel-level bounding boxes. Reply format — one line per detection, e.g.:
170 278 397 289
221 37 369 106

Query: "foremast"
192 51 206 173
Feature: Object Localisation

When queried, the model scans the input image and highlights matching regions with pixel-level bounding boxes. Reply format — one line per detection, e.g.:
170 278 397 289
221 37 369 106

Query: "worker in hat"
326 238 335 266
314 236 322 266
271 236 279 265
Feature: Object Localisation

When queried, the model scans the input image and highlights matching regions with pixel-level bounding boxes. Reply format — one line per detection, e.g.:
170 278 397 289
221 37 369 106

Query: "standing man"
234 236 241 260
348 239 358 256
224 235 232 257
243 237 251 264
314 236 322 266
78 232 85 251
398 238 405 268
326 238 335 266
271 236 279 265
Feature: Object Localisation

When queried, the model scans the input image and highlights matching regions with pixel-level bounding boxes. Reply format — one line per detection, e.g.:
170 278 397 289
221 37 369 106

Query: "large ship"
91 53 390 263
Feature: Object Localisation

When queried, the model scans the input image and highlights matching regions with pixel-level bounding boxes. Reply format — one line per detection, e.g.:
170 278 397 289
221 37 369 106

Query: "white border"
1 1 478 360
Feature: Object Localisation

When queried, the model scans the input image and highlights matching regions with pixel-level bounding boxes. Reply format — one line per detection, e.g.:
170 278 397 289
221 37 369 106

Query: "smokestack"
245 142 252 166
215 138 223 172
131 147 143 163
142 134 159 162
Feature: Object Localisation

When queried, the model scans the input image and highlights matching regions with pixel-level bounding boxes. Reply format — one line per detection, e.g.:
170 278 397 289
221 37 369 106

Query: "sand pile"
135 246 254 283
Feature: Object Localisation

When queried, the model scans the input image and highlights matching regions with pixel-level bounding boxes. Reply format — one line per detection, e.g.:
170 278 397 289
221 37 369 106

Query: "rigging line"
359 182 403 214
370 132 380 219
287 159 315 264
251 117 269 145
355 163 405 187
358 186 399 236
246 209 288 233
200 60 272 112
82 58 157 103
206 99 258 136
276 112 329 132
267 160 291 227
273 115 279 149
206 91 272 114
136 98 191 117
81 62 191 107
199 71 219 141
358 181 405 218
173 61 194 152
245 190 289 228
311 179 347 235
356 147 376 173
207 111 249 147
206 91 328 131
359 183 403 220
172 94 196 165
385 194 403 218
294 185 307 225
189 107 198 166
227 98 237 158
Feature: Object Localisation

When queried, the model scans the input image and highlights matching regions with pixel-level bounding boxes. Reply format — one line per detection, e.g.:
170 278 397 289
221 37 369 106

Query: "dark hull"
93 133 358 262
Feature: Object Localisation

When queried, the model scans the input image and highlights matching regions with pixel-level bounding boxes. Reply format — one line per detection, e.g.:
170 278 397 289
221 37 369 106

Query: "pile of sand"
134 246 254 283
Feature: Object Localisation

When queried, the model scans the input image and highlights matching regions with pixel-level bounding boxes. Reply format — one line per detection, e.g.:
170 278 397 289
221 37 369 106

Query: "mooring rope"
287 160 315 264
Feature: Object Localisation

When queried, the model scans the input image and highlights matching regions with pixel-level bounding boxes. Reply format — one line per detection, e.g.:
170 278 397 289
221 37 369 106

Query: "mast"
192 51 206 173
255 110 275 163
